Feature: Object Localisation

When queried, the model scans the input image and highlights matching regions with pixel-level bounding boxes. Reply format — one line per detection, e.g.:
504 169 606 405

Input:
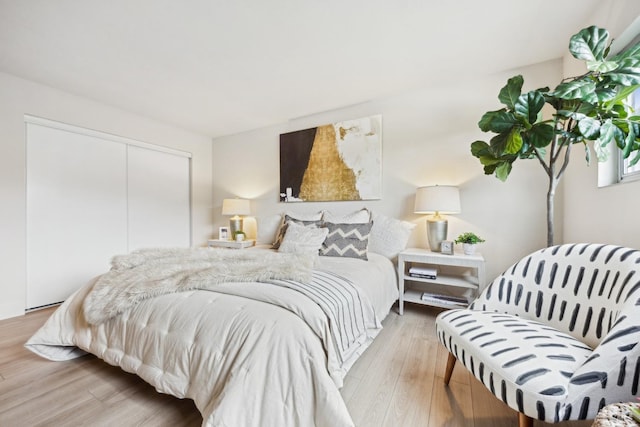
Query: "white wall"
0 71 213 320
212 60 563 281
562 1 640 246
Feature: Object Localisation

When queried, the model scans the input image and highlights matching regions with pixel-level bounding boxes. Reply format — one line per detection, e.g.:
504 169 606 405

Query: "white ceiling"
0 0 604 138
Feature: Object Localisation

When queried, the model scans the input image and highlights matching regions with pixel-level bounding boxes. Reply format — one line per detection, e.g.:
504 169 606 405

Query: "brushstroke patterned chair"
435 243 640 427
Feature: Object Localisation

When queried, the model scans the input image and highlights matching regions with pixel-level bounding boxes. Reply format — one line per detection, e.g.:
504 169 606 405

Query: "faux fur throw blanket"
83 247 315 325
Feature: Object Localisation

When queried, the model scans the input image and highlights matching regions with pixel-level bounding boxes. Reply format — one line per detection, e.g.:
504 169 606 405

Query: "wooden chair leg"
518 412 533 427
443 352 456 385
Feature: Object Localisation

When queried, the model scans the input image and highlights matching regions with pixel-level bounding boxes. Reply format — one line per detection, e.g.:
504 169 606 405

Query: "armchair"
435 243 640 426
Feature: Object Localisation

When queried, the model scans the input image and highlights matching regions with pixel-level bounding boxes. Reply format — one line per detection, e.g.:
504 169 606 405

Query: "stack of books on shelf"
420 292 468 307
409 266 438 280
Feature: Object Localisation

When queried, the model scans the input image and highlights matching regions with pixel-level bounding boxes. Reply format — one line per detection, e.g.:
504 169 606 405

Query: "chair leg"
518 412 533 427
443 352 456 385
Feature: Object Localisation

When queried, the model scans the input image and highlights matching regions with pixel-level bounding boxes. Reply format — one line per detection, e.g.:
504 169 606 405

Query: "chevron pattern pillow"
320 221 372 260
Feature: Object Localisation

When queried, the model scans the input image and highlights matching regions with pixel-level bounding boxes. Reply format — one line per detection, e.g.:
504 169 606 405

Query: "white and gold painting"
279 115 382 202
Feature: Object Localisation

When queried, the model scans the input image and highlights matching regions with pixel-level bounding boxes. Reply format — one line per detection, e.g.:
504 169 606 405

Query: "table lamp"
414 185 461 252
221 198 251 238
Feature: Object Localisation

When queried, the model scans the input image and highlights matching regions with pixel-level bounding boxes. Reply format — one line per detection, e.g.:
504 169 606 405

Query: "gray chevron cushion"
320 221 372 260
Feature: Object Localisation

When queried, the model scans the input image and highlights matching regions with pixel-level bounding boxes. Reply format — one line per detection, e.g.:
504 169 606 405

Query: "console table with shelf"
397 248 486 315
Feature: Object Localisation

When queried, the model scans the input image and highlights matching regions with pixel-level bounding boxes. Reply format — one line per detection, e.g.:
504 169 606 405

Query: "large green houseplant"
471 26 640 246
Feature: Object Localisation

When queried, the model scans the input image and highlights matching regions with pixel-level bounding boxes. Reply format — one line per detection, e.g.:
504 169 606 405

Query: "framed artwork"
279 115 382 202
218 226 229 240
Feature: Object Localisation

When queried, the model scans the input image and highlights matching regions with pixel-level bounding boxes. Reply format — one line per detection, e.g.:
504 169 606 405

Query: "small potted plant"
454 232 485 255
234 230 246 242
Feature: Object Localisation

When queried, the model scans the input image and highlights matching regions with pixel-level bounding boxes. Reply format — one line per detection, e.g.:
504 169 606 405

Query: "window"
619 88 640 182
597 21 640 187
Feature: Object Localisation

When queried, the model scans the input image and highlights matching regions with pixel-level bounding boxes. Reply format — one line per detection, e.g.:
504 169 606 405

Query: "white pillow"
278 221 329 255
322 208 370 224
368 211 416 259
272 211 323 248
256 214 282 245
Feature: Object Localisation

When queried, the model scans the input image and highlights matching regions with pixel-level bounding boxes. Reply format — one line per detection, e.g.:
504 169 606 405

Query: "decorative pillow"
272 214 322 249
256 214 282 245
322 208 370 224
320 221 372 260
278 221 329 255
368 211 416 259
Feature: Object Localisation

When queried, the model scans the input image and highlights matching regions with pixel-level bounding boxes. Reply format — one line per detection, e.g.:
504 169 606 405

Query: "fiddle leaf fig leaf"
599 120 615 145
478 109 503 132
578 117 601 139
613 43 640 61
569 26 609 61
527 123 555 148
495 162 512 181
623 125 637 158
498 75 523 109
479 110 519 133
489 133 508 154
505 128 523 154
479 155 500 166
629 148 640 167
551 79 597 102
605 62 640 86
515 91 545 124
483 164 497 175
470 140 491 158
610 103 629 119
584 142 591 165
594 139 609 162
613 124 627 148
599 119 626 149
586 60 618 73
602 85 640 106
595 87 617 103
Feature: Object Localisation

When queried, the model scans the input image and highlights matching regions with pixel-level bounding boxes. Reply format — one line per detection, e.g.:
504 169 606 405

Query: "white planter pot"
463 243 476 255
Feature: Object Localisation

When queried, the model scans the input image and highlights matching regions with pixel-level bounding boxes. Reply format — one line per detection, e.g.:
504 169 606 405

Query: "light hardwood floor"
0 304 593 427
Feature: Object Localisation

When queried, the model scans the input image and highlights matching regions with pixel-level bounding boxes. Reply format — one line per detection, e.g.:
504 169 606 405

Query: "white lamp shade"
414 185 461 214
222 198 251 216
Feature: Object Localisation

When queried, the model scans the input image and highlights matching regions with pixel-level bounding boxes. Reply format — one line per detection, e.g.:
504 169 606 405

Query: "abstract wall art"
279 115 382 202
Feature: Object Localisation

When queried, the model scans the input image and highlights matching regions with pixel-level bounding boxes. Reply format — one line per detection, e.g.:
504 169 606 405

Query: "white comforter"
26 251 398 427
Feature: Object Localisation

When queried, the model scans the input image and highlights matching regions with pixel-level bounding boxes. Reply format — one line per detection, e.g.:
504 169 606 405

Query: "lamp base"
229 217 243 238
427 218 448 252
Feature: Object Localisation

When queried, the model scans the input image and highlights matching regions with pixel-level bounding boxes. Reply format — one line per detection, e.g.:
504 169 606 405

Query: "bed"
25 227 401 427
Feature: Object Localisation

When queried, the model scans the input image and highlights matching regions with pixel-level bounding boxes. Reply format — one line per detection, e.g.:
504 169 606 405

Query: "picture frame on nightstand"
219 226 229 240
440 240 454 255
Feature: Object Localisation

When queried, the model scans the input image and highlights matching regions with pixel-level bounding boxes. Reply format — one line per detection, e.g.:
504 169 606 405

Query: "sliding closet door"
127 145 191 250
26 123 128 309
26 117 192 309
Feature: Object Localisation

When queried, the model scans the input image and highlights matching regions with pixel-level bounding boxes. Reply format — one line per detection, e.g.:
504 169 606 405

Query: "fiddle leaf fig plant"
471 26 640 246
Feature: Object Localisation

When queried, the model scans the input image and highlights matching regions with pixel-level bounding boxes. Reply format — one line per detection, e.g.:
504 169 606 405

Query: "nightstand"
397 248 486 315
207 239 255 249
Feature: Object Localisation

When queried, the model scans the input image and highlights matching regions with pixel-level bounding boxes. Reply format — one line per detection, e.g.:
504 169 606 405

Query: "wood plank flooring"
0 304 593 426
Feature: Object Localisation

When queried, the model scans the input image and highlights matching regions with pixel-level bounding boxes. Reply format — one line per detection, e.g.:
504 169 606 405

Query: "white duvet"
26 251 398 427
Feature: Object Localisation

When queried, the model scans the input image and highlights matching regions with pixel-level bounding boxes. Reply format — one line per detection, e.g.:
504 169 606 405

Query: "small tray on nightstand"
207 239 255 249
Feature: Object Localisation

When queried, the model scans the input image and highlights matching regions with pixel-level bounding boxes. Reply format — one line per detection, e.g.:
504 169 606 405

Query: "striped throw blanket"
267 270 369 365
